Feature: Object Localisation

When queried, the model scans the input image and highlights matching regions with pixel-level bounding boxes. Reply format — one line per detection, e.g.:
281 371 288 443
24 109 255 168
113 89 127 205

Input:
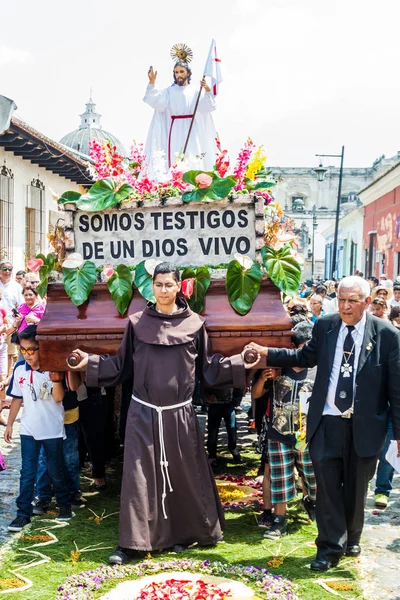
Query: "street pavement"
0 404 399 600
0 415 21 548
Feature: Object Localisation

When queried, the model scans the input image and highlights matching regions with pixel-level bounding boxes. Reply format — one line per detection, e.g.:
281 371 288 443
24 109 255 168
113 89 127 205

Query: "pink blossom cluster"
233 139 256 190
215 138 230 177
254 190 273 206
88 140 124 179
129 142 147 176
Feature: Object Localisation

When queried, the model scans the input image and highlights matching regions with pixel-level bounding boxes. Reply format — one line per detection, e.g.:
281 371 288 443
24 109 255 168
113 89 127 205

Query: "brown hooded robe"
86 300 245 551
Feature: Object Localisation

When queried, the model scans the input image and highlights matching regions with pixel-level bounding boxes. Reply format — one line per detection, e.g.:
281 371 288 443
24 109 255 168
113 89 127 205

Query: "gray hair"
338 276 370 299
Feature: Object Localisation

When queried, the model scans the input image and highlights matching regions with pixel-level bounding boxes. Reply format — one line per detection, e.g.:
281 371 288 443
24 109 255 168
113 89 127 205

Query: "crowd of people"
0 260 398 575
0 259 119 530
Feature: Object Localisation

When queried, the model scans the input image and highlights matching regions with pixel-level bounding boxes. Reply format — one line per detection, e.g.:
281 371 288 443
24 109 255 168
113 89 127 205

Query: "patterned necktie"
335 325 355 413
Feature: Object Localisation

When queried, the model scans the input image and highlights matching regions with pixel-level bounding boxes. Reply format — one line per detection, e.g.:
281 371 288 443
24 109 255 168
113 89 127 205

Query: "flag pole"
182 76 204 157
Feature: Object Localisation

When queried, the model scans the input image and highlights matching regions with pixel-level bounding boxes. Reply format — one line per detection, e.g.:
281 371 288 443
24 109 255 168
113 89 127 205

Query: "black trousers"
309 415 378 561
79 387 117 478
207 402 237 458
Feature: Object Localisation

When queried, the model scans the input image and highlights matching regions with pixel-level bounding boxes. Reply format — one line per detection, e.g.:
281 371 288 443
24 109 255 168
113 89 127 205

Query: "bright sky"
1 0 399 168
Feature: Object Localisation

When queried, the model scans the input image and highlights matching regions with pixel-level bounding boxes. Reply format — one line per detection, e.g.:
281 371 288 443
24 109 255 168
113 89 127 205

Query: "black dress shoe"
108 546 144 565
345 545 361 557
310 558 339 572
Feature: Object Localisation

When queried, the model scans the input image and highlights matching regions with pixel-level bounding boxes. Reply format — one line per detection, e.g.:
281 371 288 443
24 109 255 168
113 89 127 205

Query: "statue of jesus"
143 44 217 176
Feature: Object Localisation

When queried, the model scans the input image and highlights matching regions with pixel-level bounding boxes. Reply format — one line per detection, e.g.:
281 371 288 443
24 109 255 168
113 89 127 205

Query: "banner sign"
73 204 257 266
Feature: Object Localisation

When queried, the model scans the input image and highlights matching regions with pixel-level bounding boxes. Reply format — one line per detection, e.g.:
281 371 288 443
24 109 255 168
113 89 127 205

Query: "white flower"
234 254 254 270
144 259 162 277
63 253 84 269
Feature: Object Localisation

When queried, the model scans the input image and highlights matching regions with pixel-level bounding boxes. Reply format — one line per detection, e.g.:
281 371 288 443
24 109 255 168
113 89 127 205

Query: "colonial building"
320 204 364 278
270 154 399 279
359 161 400 280
60 96 126 157
0 94 92 269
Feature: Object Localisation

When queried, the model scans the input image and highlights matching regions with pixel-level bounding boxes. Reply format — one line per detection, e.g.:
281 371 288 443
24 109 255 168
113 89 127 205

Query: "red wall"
363 185 400 279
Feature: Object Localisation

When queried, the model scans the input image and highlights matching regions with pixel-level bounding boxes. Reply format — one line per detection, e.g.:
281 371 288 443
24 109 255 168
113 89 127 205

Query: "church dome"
60 97 126 157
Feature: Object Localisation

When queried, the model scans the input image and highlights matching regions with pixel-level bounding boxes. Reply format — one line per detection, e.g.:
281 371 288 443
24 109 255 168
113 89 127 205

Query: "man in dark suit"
249 276 400 571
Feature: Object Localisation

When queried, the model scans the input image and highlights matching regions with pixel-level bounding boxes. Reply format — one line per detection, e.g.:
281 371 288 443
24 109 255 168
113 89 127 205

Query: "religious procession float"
29 43 301 600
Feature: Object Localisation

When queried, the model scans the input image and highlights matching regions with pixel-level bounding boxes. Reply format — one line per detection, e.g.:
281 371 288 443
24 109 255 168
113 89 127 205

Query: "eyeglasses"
1 267 12 272
20 347 39 356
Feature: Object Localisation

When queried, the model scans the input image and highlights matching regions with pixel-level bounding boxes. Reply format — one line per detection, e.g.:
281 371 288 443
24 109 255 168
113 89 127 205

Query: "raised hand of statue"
200 77 211 93
148 66 157 85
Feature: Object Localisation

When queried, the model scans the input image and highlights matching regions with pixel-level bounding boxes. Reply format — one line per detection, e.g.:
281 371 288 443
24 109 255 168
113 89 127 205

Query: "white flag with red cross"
203 39 223 96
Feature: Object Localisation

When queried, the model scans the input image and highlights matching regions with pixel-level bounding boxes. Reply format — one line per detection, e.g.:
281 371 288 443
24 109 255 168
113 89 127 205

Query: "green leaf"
62 261 97 306
58 191 81 205
182 170 216 187
261 245 302 296
182 187 209 203
134 260 155 303
107 264 133 315
45 253 55 271
36 265 49 298
36 253 47 263
76 178 134 212
225 260 263 315
206 176 236 199
181 266 210 313
254 181 276 190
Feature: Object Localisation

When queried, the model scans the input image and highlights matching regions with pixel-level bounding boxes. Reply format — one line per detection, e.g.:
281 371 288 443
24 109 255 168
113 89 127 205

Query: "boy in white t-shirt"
4 325 73 531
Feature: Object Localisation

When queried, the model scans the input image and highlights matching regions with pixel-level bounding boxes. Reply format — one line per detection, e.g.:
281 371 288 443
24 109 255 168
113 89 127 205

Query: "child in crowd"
252 322 317 538
33 372 84 514
205 386 242 467
4 325 73 531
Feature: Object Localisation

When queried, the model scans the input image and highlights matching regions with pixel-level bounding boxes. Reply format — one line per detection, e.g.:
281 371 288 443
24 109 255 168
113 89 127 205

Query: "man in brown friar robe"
71 262 256 564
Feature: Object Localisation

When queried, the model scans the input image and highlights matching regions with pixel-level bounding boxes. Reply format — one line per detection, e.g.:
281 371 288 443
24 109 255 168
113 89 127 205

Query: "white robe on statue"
143 83 217 176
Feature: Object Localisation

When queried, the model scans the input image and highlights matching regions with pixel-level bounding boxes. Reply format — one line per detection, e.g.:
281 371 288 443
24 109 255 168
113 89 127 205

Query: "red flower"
102 264 114 279
181 278 195 299
27 258 44 273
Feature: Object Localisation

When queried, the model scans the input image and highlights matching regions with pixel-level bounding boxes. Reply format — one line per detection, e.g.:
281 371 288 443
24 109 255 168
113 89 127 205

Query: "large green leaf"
76 178 134 212
62 261 97 306
261 245 301 296
58 191 82 205
36 265 49 298
181 266 211 313
206 176 236 199
182 173 236 203
225 259 263 315
107 264 133 315
35 253 55 297
134 260 155 303
182 187 210 203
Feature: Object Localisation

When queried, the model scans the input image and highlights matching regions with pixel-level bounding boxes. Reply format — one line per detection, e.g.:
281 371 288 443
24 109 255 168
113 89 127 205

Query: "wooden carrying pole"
182 77 204 157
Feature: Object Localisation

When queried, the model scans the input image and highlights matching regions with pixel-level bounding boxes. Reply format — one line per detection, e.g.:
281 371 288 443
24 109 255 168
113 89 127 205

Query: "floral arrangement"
35 139 302 316
56 559 298 600
137 578 232 599
57 137 275 211
215 474 263 510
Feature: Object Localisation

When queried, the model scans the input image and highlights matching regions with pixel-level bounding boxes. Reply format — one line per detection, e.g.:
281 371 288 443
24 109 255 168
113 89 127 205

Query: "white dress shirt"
323 311 367 416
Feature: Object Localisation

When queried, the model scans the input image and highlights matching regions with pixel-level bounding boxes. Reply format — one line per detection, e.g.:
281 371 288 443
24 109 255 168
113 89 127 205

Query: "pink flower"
27 258 44 273
233 139 256 191
195 173 213 189
181 278 195 299
103 264 114 279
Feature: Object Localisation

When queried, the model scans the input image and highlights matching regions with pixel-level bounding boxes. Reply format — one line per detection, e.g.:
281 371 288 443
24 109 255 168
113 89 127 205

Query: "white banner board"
73 203 257 266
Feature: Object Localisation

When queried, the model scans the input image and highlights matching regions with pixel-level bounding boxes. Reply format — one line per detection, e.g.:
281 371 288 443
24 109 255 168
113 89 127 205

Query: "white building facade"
0 95 92 270
270 155 399 279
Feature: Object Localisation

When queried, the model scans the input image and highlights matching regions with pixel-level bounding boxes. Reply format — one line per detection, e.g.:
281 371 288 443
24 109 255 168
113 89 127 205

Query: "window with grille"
0 165 14 261
26 178 45 260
